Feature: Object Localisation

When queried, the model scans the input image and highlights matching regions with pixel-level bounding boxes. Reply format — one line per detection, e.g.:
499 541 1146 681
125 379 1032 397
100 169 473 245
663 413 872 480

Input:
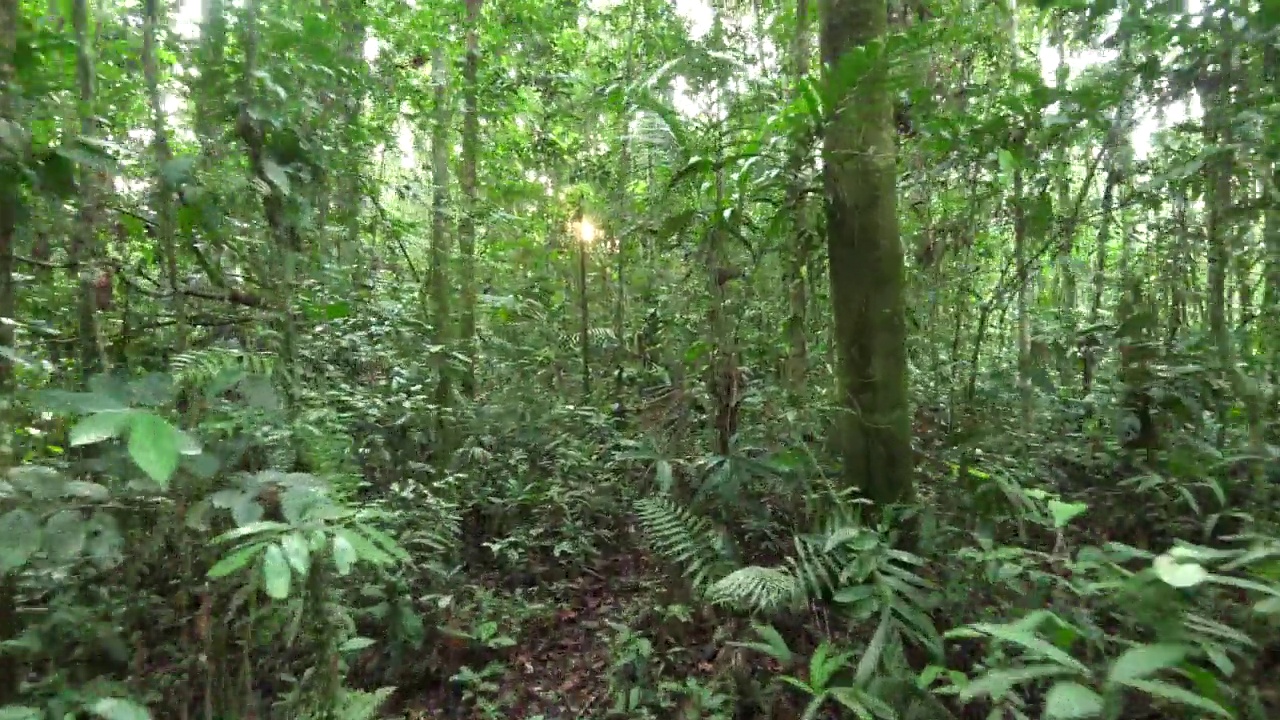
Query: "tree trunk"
0 0 18 701
143 0 186 355
821 0 913 505
459 0 481 397
430 47 454 454
783 0 812 394
71 0 102 382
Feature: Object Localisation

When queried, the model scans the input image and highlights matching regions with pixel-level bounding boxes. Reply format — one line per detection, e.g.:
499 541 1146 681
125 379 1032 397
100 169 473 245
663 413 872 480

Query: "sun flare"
576 218 598 245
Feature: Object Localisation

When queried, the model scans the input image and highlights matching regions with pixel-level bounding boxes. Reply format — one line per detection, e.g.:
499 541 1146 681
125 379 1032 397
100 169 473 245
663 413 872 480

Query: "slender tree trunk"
143 0 186 355
459 0 481 397
784 0 812 394
236 0 299 416
577 213 591 399
1262 36 1279 422
708 128 736 456
1007 0 1033 426
0 0 15 398
1201 16 1262 461
1083 122 1123 397
71 0 102 382
1053 23 1076 390
821 0 913 504
430 47 454 451
612 3 635 402
336 0 367 278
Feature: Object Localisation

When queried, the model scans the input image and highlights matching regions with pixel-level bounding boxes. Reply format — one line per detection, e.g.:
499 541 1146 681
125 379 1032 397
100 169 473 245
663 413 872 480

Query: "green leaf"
85 513 125 569
959 664 1077 702
127 413 180 486
854 608 892 685
212 521 289 543
0 509 42 573
338 636 376 653
280 532 311 575
335 528 393 565
1153 553 1209 588
0 706 43 720
749 623 793 666
174 429 203 456
70 410 133 446
55 139 119 174
1047 499 1088 528
1121 679 1231 718
968 623 1090 675
1107 644 1188 684
35 151 76 197
352 523 411 562
207 542 268 578
43 509 87 561
64 480 110 501
655 460 674 493
262 158 290 194
1043 681 1103 719
998 148 1016 173
159 155 196 189
333 534 357 575
1255 596 1280 614
262 543 291 599
230 493 265 526
88 697 151 720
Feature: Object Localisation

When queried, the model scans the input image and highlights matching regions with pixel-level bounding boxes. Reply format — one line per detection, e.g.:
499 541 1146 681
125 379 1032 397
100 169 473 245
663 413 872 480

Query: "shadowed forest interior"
1 0 1279 717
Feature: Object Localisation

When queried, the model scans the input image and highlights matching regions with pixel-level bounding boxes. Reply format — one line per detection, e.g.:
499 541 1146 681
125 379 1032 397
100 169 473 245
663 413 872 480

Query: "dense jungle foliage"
1 0 1279 717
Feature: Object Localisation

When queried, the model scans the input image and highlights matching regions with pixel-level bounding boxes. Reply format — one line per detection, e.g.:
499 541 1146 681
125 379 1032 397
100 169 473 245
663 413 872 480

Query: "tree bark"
784 0 812 394
430 47 454 454
459 0 481 397
821 0 913 505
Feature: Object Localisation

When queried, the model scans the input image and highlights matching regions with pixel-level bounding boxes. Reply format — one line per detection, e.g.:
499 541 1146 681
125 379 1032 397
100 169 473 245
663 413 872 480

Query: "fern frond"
171 347 276 389
635 496 733 592
785 534 840 603
707 566 801 613
333 686 396 720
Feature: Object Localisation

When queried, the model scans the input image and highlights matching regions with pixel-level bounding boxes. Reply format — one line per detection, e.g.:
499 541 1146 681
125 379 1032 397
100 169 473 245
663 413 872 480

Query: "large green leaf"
335 527 393 565
1152 553 1209 588
43 509 88 561
127 413 180 486
333 533 357 575
1106 644 1188 684
69 410 133 446
959 664 1077 702
262 544 292 599
967 623 1089 675
280 532 311 575
1043 681 1103 719
0 509 42 573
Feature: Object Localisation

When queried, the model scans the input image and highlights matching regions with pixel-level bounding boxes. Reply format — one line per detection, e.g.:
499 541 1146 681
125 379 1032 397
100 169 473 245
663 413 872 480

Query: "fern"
297 686 395 720
707 566 801 613
171 347 277 389
634 496 734 592
555 326 618 350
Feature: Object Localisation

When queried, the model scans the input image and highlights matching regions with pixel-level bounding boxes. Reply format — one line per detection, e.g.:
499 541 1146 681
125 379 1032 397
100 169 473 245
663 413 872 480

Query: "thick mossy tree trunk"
820 0 913 505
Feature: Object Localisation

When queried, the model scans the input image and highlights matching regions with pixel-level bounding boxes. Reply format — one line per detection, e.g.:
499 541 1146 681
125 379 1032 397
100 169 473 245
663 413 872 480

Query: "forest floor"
398 551 713 720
